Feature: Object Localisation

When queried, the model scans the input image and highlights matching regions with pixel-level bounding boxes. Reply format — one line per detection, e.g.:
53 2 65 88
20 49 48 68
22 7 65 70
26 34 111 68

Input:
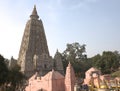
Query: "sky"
0 0 120 59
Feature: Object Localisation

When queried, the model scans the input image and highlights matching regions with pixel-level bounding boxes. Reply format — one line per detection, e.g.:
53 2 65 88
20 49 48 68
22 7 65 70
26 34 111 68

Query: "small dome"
43 69 64 80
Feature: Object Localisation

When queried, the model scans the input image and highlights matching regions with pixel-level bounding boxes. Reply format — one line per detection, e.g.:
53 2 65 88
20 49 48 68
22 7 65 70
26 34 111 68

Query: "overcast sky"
0 0 120 59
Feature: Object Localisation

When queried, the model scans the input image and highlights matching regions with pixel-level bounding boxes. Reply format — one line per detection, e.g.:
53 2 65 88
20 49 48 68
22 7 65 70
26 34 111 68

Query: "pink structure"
25 62 76 91
83 67 102 88
115 77 120 82
84 67 101 85
65 62 76 91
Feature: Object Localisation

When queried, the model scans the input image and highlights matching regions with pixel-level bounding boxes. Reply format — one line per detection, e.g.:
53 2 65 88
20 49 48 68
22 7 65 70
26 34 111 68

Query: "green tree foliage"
0 55 9 86
91 51 120 74
7 64 26 90
63 42 86 62
62 42 92 77
0 54 25 91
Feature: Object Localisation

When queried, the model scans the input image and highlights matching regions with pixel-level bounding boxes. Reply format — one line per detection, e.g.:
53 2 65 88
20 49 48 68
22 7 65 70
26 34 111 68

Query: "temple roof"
43 69 64 80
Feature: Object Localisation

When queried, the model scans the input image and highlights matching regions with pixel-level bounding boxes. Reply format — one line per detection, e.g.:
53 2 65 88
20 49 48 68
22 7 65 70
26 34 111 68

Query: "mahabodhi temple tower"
17 5 64 78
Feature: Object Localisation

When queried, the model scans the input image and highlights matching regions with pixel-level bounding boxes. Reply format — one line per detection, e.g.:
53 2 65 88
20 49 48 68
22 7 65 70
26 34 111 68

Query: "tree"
91 51 120 74
90 54 101 67
7 64 26 91
62 42 91 77
63 42 86 62
0 54 8 86
0 54 26 91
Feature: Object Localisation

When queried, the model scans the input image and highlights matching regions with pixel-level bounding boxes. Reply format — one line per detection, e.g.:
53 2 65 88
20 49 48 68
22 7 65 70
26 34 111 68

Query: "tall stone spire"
30 5 39 19
18 5 53 78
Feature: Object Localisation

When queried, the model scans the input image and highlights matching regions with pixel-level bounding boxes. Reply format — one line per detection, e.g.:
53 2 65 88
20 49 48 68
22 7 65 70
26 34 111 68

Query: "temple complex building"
17 5 64 78
25 62 76 91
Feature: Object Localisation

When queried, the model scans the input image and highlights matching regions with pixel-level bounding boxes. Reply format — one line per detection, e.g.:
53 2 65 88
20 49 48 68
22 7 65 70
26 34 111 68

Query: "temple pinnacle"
30 5 39 19
68 61 71 67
